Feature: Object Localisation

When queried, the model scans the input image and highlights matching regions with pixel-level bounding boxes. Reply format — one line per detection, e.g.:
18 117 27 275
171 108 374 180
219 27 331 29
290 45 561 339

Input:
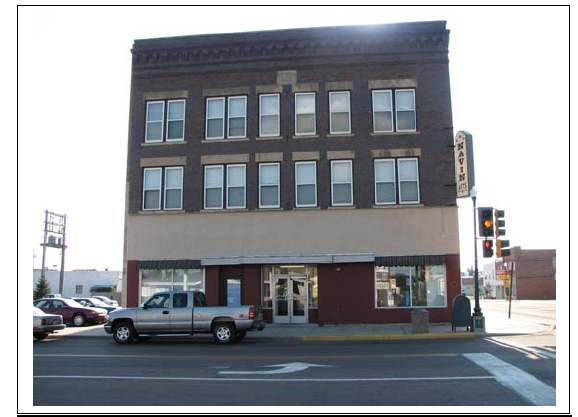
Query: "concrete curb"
300 332 478 341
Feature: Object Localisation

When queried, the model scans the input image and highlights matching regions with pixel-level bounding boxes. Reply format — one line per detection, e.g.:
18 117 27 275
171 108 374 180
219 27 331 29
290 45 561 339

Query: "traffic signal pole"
471 191 482 318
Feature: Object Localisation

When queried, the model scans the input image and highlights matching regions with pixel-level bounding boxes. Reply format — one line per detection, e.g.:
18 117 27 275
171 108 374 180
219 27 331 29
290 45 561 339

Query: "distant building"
495 247 556 300
32 269 122 303
481 262 505 299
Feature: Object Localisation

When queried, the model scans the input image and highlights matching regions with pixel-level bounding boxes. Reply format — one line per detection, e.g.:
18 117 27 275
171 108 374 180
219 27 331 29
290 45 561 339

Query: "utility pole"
40 211 68 294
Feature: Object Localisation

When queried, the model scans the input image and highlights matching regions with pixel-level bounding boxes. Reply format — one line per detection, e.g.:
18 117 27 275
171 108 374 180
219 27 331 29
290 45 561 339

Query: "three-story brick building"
122 21 462 324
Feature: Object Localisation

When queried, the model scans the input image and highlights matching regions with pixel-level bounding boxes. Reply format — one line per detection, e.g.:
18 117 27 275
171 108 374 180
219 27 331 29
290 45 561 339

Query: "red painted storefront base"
125 254 461 324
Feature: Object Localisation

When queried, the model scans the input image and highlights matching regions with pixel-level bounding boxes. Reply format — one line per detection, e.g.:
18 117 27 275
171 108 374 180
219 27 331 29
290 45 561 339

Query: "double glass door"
273 274 308 323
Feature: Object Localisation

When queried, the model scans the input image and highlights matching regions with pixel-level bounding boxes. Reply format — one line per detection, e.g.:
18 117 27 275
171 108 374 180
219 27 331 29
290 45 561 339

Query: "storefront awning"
137 259 202 270
375 255 446 267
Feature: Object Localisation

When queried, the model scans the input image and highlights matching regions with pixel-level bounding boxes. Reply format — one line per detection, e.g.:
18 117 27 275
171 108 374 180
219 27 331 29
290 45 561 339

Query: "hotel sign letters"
454 131 475 198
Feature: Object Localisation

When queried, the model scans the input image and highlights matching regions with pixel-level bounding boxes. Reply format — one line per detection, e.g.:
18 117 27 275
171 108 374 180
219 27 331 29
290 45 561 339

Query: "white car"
33 306 65 340
92 295 119 307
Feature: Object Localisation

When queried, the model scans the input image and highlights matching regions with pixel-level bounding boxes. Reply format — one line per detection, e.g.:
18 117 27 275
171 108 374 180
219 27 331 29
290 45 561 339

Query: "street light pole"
471 187 482 317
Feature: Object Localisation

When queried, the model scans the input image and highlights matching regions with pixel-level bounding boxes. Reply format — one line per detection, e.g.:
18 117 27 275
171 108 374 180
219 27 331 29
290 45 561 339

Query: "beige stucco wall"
126 206 460 261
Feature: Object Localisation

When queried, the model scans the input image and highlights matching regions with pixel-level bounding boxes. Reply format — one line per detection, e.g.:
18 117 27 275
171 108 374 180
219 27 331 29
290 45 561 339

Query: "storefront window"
375 265 446 308
141 269 204 302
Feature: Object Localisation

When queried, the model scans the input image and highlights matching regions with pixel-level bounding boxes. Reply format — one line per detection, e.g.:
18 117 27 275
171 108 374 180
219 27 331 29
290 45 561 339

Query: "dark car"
33 298 108 327
74 297 119 313
33 306 66 340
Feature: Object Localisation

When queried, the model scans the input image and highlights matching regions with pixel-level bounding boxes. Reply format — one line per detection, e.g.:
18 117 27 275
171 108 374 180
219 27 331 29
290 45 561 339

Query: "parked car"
74 297 119 313
34 297 108 327
33 306 65 340
91 295 119 307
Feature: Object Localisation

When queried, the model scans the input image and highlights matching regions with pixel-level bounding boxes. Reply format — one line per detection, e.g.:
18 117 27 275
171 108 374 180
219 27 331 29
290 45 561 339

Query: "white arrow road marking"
218 362 334 375
463 353 555 406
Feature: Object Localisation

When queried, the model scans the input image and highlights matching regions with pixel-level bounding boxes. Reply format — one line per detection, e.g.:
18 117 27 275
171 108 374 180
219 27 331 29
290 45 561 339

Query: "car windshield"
63 298 86 308
86 298 108 307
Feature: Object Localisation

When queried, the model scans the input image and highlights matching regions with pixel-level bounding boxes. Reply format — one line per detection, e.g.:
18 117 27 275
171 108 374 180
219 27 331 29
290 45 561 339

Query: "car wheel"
72 313 86 327
213 322 236 344
33 332 48 340
113 321 135 344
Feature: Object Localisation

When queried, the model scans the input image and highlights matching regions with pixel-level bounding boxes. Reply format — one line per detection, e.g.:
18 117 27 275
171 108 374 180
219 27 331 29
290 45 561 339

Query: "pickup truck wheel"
72 313 85 327
113 321 135 344
34 332 49 340
213 323 235 344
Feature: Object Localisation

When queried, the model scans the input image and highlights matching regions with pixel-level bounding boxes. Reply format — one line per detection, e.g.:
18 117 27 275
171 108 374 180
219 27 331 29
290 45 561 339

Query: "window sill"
141 141 187 147
292 134 319 139
138 210 185 215
256 136 283 141
373 203 423 209
200 208 249 213
202 138 249 143
326 133 354 138
328 205 356 209
294 206 320 210
370 131 420 136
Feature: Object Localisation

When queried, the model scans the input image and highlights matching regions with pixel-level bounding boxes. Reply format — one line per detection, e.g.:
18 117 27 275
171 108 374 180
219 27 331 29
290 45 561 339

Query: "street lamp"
470 187 485 331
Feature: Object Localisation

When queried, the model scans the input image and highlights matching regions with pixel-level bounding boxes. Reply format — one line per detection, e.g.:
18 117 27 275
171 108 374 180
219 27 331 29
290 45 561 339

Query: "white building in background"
32 269 122 303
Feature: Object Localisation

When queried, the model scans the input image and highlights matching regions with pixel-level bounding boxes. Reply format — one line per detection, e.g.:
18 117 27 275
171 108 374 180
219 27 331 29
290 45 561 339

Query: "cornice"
131 23 450 75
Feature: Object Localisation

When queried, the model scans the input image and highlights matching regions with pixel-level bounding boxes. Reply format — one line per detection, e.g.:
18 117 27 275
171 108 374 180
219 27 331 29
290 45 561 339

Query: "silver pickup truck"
104 291 265 344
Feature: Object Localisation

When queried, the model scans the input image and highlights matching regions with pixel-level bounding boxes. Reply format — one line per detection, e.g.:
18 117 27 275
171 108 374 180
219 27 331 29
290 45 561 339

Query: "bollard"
411 308 429 334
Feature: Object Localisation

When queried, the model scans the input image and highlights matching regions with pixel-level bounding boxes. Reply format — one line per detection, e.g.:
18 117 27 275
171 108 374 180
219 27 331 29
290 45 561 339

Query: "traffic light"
478 207 494 237
483 239 494 258
496 239 511 258
494 209 506 237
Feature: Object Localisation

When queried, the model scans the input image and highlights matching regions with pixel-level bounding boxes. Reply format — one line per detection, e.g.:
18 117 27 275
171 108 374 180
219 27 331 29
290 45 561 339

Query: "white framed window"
228 96 247 138
259 163 280 208
259 94 280 137
145 101 165 143
164 167 183 210
295 92 316 135
295 161 317 207
206 98 225 139
204 165 223 209
166 100 186 141
374 159 396 205
145 100 185 143
330 160 353 206
372 91 393 133
395 89 416 132
142 168 162 210
398 158 420 204
226 164 246 209
329 91 351 134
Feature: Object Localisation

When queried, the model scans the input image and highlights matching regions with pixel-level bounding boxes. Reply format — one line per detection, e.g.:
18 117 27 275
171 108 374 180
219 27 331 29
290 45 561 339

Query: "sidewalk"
50 307 553 341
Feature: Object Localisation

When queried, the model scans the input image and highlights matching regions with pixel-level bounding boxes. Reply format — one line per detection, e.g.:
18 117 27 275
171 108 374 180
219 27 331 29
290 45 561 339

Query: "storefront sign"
454 131 475 198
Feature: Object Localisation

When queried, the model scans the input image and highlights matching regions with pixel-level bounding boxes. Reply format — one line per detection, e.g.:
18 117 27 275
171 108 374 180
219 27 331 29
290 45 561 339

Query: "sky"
17 5 569 276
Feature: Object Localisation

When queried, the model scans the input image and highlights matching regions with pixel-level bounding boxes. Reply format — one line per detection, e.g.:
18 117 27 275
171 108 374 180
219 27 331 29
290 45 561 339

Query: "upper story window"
259 94 280 137
374 158 420 205
330 160 353 206
398 158 420 203
204 164 246 209
205 96 247 139
295 161 317 208
259 163 280 208
145 100 186 143
372 89 416 133
295 93 316 135
142 166 183 211
374 159 396 205
329 91 351 134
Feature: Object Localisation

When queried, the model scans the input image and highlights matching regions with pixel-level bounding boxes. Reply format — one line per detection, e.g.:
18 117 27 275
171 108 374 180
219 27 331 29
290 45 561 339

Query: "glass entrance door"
273 274 308 323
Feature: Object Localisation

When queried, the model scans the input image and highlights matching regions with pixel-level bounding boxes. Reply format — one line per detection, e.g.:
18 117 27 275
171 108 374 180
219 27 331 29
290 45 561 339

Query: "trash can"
451 295 472 332
411 309 429 334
